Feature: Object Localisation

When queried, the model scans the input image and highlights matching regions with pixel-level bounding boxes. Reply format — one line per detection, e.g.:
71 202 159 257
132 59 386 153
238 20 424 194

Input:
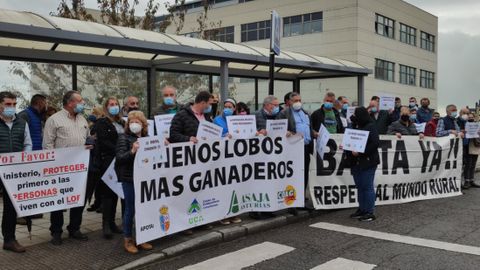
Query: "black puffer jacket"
115 132 139 183
169 106 212 143
95 117 125 173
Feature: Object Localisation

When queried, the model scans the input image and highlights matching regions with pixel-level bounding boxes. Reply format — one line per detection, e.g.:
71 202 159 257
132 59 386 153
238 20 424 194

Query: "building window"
400 23 416 46
283 12 323 37
420 70 435 89
205 26 235 43
421 31 435 52
375 14 394 39
241 20 271 42
375 59 395 82
399 65 416 86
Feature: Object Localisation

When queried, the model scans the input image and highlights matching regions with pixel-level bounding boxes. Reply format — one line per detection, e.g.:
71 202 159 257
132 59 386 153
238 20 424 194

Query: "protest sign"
266 119 288 137
136 137 167 170
196 121 223 140
154 114 174 139
0 147 89 217
340 117 348 128
346 107 356 122
379 96 395 111
310 135 462 209
316 124 330 160
341 128 370 153
133 136 304 244
101 159 124 199
227 115 257 139
465 122 480 139
415 123 426 133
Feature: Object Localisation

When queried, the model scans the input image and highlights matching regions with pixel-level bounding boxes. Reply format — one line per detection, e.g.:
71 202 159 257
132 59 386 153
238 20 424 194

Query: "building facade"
160 0 438 110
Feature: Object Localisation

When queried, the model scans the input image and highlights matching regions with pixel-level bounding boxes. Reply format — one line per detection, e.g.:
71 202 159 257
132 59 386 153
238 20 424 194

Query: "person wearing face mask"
464 113 480 188
0 91 32 253
409 108 420 124
115 111 153 254
457 107 471 131
367 100 390 135
121 96 140 117
345 107 380 222
390 97 402 122
458 109 474 189
408 97 418 110
43 90 90 245
255 95 280 136
387 107 423 139
169 91 214 143
436 104 464 138
311 92 345 134
424 112 440 137
337 96 350 118
152 86 184 117
213 98 237 137
417 98 434 123
94 97 125 239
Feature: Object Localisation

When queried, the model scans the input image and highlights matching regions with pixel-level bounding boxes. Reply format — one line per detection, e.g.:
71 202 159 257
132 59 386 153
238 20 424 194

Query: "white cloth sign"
154 114 174 139
465 122 480 139
379 96 395 111
133 136 305 244
266 119 288 137
316 124 331 160
341 128 370 153
415 123 426 133
136 137 167 170
346 107 356 122
340 117 348 128
0 147 89 217
196 121 223 140
310 135 462 209
227 115 257 139
101 159 124 199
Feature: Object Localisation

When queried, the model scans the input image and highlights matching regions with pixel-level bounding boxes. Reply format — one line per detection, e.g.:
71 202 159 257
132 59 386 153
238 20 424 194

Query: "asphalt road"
143 185 480 270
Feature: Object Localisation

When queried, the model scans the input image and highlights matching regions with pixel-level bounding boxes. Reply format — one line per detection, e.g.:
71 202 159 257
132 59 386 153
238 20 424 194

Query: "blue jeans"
122 182 135 238
352 166 377 215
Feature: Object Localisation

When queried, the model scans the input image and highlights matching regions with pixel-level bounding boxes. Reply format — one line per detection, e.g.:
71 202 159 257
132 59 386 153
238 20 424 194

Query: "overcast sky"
0 0 478 111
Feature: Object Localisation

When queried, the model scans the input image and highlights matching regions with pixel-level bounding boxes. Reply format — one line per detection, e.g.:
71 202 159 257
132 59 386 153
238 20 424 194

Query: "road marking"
178 241 295 270
311 222 480 256
310 257 376 270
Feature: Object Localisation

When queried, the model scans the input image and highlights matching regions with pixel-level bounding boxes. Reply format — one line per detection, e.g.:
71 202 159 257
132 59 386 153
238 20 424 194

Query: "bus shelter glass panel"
300 77 358 113
156 71 210 110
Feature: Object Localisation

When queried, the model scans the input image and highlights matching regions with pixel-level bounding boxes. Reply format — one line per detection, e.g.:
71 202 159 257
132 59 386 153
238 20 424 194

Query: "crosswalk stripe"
310 257 376 270
178 241 295 270
311 222 480 256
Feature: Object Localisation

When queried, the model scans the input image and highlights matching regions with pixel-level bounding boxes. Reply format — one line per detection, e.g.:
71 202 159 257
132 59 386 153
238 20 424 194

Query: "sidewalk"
0 201 318 270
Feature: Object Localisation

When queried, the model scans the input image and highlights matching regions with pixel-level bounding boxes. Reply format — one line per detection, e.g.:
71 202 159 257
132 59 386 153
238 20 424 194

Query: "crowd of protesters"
0 87 478 254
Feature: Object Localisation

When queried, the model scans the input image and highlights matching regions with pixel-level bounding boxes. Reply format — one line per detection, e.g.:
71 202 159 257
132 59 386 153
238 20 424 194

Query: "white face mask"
129 123 142 134
292 102 302 111
461 114 469 121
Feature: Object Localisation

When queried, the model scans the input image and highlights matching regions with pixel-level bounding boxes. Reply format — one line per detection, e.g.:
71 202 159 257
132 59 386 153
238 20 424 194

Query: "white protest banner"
415 123 426 133
196 121 223 140
342 128 369 153
136 137 167 169
316 124 330 160
154 114 174 139
266 119 288 137
101 159 124 199
310 135 462 209
0 147 89 217
379 96 395 111
346 107 356 122
133 136 304 244
465 122 480 139
227 115 257 139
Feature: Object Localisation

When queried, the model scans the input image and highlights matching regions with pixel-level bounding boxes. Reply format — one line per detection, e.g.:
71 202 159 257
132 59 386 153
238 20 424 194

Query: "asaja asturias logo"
159 205 170 232
277 185 296 206
227 190 271 215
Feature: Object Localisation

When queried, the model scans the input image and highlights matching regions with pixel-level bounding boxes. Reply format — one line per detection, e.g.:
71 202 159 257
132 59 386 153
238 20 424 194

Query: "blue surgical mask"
342 103 349 110
2 106 16 118
410 114 417 121
203 105 212 114
223 108 233 116
451 112 458 118
164 97 175 106
370 107 378 113
323 102 333 110
272 106 280 115
74 103 84 114
108 105 120 116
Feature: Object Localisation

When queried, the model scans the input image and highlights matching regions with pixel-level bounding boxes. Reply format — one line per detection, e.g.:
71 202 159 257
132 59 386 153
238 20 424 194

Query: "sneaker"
69 231 88 241
219 219 231 225
230 217 242 224
349 209 364 219
137 242 153 251
359 213 376 222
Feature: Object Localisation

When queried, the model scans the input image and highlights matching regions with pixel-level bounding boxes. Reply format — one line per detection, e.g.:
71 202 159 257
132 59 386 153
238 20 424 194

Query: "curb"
113 210 319 270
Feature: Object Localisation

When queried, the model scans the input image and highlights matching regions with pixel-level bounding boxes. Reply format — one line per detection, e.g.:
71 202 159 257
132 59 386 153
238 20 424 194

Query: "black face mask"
127 107 139 113
468 119 475 122
401 115 410 122
350 115 357 124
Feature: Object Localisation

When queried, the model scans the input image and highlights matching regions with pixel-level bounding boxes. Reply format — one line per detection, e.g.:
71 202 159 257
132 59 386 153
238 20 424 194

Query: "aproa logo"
188 199 201 215
227 190 271 215
278 185 296 206
159 205 170 232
